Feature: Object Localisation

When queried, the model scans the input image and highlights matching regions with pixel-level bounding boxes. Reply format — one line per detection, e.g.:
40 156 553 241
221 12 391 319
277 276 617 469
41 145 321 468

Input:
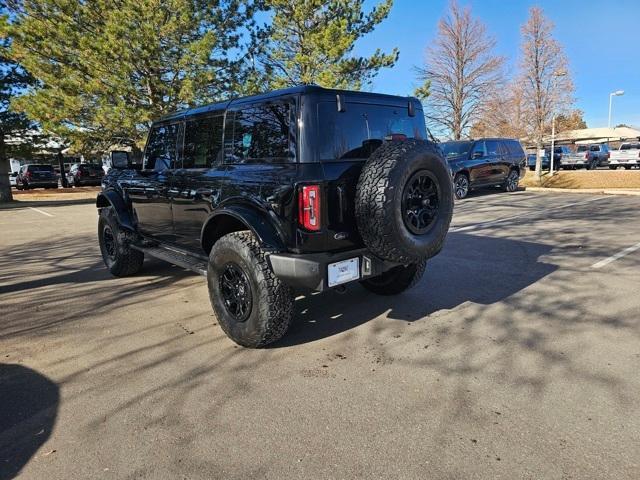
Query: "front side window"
144 123 179 171
225 102 294 164
317 103 425 161
441 141 473 158
183 115 224 168
471 141 486 157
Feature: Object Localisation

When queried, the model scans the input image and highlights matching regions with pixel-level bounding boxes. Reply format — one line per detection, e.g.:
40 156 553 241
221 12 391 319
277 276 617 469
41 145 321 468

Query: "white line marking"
592 241 640 269
450 196 605 233
28 207 54 217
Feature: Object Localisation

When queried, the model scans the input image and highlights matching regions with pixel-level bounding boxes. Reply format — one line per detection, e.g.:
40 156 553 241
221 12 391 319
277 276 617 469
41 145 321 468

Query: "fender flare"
201 205 286 252
96 190 135 231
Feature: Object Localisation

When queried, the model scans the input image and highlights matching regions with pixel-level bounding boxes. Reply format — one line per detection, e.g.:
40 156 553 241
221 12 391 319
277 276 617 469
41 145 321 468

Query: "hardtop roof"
158 85 420 123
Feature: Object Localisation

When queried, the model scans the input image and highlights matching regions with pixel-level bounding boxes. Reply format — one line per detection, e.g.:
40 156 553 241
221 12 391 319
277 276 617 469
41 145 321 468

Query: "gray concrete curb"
524 186 640 196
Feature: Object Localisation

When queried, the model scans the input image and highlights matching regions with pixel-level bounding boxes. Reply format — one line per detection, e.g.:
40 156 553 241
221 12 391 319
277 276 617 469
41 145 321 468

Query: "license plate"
328 258 360 287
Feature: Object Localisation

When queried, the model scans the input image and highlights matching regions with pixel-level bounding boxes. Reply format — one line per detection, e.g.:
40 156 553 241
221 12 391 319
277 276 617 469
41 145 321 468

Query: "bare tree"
417 0 504 140
518 7 573 179
470 80 529 139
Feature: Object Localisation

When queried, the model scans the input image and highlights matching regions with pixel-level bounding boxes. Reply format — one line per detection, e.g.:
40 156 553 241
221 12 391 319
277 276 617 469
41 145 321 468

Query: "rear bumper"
268 249 401 291
609 159 639 166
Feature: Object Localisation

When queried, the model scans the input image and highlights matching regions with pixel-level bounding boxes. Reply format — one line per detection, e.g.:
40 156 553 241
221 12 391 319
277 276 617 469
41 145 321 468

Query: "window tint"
28 165 54 172
441 141 473 158
620 143 640 150
484 140 500 156
471 141 486 157
144 123 179 171
317 102 425 161
183 115 224 168
506 140 523 156
225 103 293 164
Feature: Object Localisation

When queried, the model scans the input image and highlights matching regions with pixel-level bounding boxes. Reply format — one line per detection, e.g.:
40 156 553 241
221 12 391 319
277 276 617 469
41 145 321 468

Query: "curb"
523 187 640 196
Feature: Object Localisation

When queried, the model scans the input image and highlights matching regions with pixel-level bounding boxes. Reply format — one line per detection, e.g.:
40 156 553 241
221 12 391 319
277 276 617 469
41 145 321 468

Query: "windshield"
440 141 473 158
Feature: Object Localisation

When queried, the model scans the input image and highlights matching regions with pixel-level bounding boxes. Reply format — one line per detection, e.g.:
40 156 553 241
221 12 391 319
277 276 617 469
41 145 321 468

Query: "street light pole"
608 90 624 128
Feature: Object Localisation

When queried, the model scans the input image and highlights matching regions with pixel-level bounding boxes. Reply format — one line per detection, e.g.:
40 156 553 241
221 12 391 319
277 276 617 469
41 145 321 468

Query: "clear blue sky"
354 0 640 128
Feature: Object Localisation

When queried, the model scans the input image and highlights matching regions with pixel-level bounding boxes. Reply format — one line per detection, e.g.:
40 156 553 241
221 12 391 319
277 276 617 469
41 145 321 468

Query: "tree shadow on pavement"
0 364 59 480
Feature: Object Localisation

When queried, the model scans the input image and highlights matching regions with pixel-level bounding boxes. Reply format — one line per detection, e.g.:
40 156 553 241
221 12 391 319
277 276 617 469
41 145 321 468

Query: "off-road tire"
355 140 453 264
208 231 294 348
98 207 144 277
360 260 427 296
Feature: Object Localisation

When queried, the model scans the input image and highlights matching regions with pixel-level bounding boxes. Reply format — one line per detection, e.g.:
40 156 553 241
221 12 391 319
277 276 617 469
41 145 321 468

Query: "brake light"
24 171 31 178
584 153 589 160
298 185 321 231
607 152 610 159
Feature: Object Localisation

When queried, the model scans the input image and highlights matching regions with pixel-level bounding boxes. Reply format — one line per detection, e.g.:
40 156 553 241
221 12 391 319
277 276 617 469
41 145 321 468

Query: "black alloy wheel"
401 170 440 235
219 262 253 322
505 170 519 192
454 173 469 199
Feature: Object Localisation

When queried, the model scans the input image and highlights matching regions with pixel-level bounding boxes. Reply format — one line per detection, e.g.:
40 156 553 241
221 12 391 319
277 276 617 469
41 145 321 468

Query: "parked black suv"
15 164 59 190
97 86 453 347
441 138 526 199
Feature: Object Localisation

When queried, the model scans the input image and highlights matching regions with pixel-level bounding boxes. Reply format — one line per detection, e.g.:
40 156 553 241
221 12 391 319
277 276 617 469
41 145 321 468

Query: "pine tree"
1 10 33 203
6 0 260 152
260 0 398 90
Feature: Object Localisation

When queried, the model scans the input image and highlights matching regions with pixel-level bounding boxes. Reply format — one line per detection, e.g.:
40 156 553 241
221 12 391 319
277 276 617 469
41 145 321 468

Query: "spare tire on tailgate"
355 139 453 264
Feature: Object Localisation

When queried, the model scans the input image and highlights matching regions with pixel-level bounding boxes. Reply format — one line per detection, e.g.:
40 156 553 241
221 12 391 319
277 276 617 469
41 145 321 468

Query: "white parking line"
592 241 640 269
450 196 605 233
28 207 54 217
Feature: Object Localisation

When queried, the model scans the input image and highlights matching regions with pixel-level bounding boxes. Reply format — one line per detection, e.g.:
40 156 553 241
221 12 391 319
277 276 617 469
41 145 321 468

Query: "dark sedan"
441 138 526 199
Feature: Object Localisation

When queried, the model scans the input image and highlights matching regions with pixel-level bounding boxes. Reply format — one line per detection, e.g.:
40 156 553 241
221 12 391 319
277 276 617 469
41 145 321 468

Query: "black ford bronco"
97 86 453 347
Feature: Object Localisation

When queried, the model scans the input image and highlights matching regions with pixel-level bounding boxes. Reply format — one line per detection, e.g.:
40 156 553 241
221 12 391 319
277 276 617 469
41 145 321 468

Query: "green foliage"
6 0 259 151
413 79 430 100
261 0 398 90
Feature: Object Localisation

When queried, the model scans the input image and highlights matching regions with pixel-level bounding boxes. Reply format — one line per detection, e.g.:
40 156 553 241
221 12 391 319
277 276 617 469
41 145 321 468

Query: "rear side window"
144 123 180 171
317 103 425 161
507 140 525 156
183 115 224 168
224 102 294 164
484 140 500 156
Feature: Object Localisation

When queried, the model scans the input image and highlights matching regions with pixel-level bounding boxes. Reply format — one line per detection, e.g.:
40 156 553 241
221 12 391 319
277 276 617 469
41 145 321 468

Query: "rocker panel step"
133 244 208 277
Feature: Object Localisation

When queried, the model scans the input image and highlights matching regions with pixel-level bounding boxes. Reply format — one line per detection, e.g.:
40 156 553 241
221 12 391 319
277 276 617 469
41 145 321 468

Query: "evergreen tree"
6 0 260 152
260 0 398 90
1 9 33 203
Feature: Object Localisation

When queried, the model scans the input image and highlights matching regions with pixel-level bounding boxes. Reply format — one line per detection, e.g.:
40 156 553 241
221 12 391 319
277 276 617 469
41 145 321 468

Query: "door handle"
168 188 180 196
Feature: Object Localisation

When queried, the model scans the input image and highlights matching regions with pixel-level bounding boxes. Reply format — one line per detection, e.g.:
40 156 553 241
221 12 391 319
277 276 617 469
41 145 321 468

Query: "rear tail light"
25 171 32 178
298 185 321 231
584 153 589 160
607 152 610 159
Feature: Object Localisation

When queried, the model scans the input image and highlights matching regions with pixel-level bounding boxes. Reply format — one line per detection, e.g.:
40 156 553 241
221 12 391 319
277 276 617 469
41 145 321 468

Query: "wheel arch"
201 205 286 255
96 190 135 231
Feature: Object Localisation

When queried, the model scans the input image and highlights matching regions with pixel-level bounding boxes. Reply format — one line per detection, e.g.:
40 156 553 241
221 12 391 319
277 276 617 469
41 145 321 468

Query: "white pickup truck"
609 142 640 169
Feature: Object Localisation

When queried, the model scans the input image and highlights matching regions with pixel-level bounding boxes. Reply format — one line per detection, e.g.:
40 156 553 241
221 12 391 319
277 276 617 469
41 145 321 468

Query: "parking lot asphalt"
1 190 639 479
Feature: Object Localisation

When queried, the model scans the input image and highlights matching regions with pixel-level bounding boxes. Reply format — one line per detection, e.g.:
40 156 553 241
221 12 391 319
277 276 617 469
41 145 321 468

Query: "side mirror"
110 151 130 169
